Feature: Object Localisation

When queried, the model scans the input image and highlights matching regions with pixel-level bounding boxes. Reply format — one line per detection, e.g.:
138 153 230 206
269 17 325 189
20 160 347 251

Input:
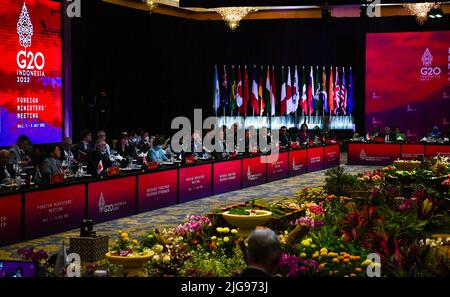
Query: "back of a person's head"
247 229 281 269
17 135 30 145
80 130 91 140
153 137 164 147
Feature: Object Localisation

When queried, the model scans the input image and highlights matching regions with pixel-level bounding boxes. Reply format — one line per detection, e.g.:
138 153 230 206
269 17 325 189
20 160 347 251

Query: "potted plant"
105 231 152 277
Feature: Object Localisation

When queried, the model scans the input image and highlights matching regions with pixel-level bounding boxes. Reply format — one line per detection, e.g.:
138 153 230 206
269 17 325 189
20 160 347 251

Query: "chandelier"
403 2 440 24
146 0 159 14
216 7 257 31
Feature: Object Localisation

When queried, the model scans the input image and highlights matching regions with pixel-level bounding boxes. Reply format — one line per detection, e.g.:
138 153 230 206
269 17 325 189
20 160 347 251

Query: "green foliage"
228 208 250 215
324 166 357 197
180 246 246 277
378 206 428 241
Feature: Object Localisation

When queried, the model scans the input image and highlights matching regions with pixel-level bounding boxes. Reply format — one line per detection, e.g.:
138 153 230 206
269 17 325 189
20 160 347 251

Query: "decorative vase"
105 251 152 277
222 210 272 237
431 234 450 260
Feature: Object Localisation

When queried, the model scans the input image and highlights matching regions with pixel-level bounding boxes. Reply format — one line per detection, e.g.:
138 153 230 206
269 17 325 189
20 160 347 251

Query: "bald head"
247 229 281 274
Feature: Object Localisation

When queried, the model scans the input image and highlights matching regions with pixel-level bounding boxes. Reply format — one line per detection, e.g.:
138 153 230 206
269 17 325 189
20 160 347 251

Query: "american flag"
334 67 341 115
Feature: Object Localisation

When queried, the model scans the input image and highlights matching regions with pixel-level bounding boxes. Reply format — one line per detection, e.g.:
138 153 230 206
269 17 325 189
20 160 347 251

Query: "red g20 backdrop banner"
267 152 289 182
401 144 425 160
324 144 340 168
0 0 63 146
289 149 307 176
348 143 401 165
24 185 85 239
366 31 450 142
213 160 242 195
179 164 212 203
88 177 136 224
426 145 450 158
308 146 325 172
0 194 22 246
242 156 267 188
138 170 178 211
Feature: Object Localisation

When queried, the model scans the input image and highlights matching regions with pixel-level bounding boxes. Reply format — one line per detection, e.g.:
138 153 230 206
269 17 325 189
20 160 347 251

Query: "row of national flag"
213 65 354 117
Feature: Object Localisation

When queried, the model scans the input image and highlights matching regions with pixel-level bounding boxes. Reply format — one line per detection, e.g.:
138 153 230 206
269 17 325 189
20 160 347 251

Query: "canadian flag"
97 159 104 175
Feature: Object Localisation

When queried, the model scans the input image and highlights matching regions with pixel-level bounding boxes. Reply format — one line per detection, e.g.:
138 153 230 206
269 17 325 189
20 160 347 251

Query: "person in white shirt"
61 137 76 163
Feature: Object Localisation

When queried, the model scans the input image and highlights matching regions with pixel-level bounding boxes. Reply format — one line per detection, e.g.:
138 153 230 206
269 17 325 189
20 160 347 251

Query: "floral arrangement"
110 231 140 256
17 248 48 263
16 160 449 277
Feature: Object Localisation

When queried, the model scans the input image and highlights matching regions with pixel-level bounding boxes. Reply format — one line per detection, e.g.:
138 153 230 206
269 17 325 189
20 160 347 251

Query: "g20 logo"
16 50 45 70
103 204 115 213
420 67 441 76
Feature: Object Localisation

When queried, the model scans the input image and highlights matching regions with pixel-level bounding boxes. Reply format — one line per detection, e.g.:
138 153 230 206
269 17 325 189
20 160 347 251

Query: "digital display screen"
88 177 136 224
366 31 450 141
213 160 242 195
138 170 178 211
0 194 22 246
24 185 85 239
0 0 62 146
0 261 36 277
179 164 212 203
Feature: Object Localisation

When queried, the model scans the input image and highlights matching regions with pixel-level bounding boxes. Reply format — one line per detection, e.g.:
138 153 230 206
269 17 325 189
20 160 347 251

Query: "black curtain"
70 0 450 141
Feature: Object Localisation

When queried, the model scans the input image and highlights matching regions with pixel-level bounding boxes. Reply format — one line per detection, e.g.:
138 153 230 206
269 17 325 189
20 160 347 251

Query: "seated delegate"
149 137 168 162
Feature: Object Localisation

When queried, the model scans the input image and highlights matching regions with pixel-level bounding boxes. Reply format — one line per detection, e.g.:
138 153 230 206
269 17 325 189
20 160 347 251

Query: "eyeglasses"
98 134 106 137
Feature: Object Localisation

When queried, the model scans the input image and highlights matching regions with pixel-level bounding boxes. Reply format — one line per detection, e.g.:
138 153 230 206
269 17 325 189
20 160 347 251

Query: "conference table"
348 142 450 166
0 143 340 246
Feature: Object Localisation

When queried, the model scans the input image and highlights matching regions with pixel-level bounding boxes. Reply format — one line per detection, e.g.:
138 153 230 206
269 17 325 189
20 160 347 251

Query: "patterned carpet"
0 153 378 260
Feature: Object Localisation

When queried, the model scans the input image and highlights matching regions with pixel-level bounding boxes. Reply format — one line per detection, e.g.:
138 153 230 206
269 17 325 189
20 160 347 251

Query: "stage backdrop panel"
138 169 178 212
267 152 289 182
348 143 401 165
425 145 450 158
0 194 22 246
324 144 340 168
24 185 85 239
87 176 136 224
0 0 63 146
179 164 212 203
289 149 308 176
213 160 242 195
308 146 325 172
401 144 425 160
242 156 267 188
366 31 450 142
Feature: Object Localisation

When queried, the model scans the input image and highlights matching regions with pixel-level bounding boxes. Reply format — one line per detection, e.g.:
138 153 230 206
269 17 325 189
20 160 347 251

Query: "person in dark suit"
298 124 310 146
89 139 113 176
380 126 396 143
279 126 290 149
137 132 151 154
115 135 133 158
8 135 32 166
240 229 281 277
75 130 93 161
213 130 229 161
0 149 15 183
191 130 204 157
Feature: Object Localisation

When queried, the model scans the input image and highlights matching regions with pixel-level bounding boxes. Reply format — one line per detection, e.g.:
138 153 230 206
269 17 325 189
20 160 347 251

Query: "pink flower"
308 204 325 216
